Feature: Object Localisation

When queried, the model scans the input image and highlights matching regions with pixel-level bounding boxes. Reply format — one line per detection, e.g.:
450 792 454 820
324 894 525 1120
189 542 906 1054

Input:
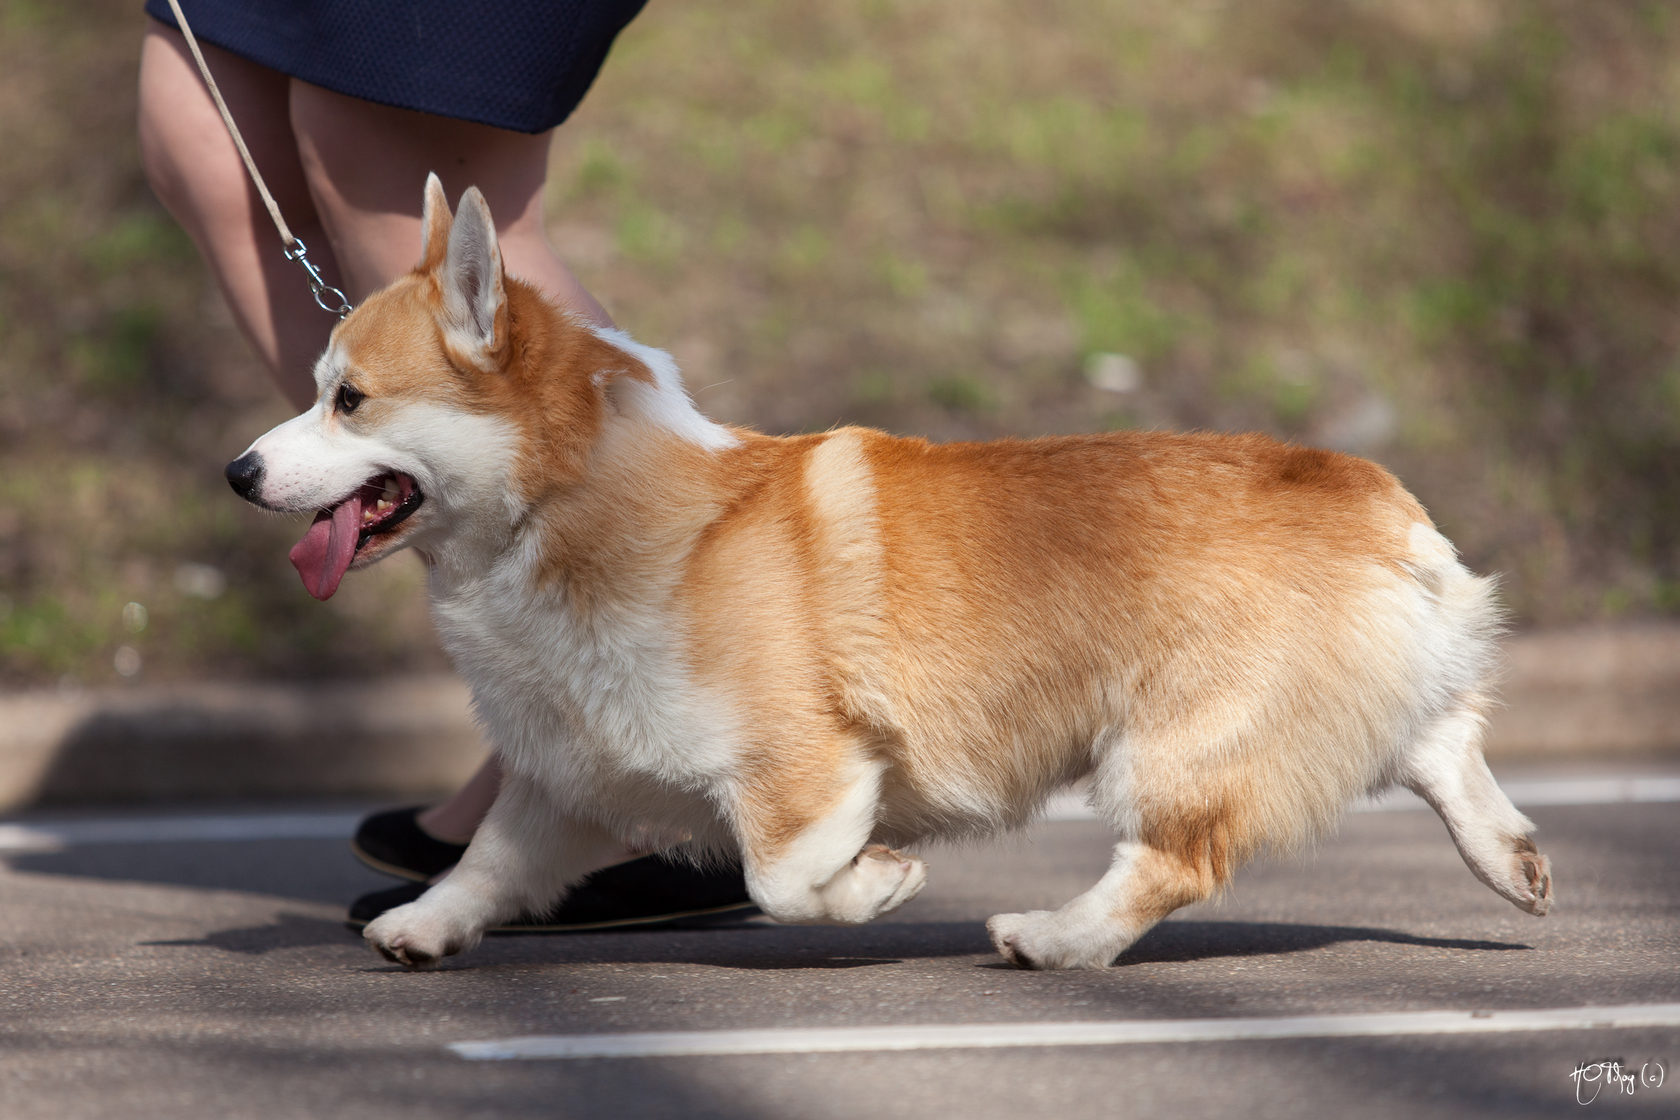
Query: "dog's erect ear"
438 186 509 369
418 173 453 271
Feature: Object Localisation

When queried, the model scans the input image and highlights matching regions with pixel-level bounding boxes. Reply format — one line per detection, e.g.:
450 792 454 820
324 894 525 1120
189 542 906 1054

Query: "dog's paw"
857 844 929 912
1511 841 1554 917
363 900 482 969
818 844 928 923
986 910 1115 970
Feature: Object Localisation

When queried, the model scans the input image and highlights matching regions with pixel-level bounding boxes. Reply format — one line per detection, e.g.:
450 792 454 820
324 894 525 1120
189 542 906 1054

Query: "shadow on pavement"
140 910 989 968
135 905 1531 972
3 836 389 906
8 832 1532 968
1119 919 1531 962
143 911 358 955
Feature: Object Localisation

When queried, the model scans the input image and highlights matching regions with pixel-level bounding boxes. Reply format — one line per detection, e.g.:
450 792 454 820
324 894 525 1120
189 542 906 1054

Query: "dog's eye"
336 384 366 415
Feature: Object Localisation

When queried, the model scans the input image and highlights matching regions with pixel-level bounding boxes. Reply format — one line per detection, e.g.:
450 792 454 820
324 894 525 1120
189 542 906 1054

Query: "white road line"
1482 775 1680 808
0 775 1674 852
449 1002 1680 1061
0 812 364 853
1041 775 1680 821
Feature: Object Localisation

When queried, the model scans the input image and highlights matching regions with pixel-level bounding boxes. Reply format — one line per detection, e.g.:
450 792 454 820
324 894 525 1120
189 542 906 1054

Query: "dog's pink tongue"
288 495 363 601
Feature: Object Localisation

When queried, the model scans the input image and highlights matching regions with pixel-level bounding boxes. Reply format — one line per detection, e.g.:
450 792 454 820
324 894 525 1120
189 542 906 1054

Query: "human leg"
139 25 613 403
142 24 509 837
137 24 336 408
284 93 618 854
142 25 737 917
287 81 612 327
416 753 502 843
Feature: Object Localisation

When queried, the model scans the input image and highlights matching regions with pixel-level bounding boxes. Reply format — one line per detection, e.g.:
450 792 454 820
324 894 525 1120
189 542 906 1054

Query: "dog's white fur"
231 176 1552 969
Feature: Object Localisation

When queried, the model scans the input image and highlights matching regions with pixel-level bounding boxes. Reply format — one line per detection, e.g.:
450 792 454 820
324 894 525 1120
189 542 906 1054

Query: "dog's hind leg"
988 723 1251 969
734 754 927 925
363 769 627 966
1400 700 1553 916
987 839 1215 970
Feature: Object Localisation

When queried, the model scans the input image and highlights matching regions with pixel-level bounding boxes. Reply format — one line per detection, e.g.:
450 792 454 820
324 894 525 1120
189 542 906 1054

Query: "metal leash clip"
167 0 353 321
284 238 354 318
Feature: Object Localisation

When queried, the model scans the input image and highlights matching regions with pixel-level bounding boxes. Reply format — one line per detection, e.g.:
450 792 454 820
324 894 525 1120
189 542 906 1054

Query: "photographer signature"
1570 1059 1666 1105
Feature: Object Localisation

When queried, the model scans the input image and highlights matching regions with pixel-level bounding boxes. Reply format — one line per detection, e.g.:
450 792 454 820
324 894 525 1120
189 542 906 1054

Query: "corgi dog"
226 175 1552 969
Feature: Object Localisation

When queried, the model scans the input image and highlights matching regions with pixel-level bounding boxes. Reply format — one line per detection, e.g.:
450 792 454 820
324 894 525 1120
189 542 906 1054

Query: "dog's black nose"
225 452 265 500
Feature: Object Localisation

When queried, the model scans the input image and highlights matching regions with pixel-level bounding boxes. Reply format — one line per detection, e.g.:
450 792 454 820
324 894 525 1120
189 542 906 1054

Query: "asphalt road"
1 763 1676 1119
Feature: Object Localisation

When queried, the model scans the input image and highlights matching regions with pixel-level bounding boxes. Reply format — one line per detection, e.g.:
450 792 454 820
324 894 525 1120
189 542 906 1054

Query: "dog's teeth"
377 499 392 512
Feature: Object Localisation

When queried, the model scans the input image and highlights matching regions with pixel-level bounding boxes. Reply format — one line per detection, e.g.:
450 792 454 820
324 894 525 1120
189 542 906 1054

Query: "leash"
162 0 353 318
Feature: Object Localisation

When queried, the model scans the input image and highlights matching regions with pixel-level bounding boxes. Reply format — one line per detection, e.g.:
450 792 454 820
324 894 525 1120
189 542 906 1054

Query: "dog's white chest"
428 571 738 801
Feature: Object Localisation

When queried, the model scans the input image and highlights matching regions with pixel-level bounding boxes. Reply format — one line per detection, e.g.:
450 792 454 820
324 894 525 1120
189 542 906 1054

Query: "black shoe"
351 806 469 882
346 854 758 933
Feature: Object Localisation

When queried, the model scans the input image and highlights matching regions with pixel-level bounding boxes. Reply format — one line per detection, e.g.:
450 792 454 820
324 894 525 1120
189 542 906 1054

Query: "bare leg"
139 24 612 407
287 81 611 326
137 25 332 407
140 22 615 844
284 89 617 851
415 754 502 845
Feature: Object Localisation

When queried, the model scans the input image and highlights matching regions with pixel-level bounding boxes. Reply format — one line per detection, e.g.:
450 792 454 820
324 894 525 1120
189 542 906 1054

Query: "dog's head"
225 175 631 599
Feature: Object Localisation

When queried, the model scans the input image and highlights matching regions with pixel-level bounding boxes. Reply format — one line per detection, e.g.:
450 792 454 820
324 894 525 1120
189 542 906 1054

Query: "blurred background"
3 0 1678 691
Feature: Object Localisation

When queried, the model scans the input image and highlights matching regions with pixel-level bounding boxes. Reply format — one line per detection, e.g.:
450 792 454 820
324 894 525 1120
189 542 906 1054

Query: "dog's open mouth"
288 473 424 601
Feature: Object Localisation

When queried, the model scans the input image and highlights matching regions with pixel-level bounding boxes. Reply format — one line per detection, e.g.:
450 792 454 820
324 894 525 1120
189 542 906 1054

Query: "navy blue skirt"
145 0 647 133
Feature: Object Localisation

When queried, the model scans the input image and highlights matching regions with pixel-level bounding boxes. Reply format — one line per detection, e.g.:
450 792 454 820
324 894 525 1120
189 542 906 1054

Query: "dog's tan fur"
231 178 1552 969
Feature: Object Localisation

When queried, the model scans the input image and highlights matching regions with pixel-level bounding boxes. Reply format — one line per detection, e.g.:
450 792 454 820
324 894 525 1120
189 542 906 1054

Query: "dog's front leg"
363 768 623 967
735 755 927 925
